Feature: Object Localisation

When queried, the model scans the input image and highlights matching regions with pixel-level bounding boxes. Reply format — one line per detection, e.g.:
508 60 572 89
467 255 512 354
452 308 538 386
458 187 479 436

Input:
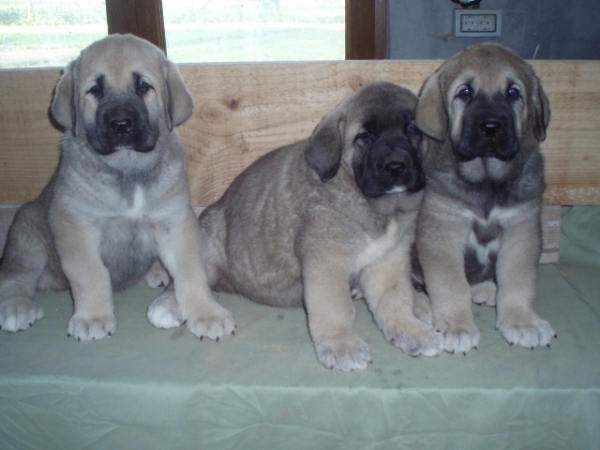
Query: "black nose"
110 118 133 135
480 119 502 137
384 161 407 178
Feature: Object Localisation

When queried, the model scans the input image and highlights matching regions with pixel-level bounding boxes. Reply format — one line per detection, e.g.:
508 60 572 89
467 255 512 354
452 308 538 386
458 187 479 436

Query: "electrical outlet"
454 9 502 37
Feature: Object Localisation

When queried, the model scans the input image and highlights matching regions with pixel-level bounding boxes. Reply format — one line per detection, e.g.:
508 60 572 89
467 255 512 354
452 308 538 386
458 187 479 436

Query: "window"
0 0 384 68
163 0 345 63
0 0 107 68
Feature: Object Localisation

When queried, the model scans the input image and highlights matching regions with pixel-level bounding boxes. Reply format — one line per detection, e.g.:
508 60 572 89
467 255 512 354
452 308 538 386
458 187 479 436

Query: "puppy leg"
417 211 480 354
53 221 116 341
303 257 371 372
0 205 54 332
495 218 555 348
413 290 433 325
156 208 235 341
361 249 443 357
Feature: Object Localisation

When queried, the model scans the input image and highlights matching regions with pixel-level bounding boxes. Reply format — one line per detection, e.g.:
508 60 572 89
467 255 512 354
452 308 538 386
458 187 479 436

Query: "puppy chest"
467 221 500 266
353 220 402 272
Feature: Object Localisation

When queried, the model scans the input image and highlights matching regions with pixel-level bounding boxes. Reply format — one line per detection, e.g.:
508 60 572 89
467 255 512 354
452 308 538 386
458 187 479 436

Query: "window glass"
163 0 344 63
0 0 107 68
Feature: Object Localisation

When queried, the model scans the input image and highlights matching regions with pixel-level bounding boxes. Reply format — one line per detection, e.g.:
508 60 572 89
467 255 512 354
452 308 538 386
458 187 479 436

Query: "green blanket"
1 207 599 449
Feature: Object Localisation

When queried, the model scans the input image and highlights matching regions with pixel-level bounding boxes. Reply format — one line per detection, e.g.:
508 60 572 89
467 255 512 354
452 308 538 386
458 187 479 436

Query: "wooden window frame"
105 0 386 60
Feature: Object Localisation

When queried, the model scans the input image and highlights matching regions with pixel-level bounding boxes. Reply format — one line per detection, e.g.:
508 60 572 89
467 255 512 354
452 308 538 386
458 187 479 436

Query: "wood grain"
0 60 599 206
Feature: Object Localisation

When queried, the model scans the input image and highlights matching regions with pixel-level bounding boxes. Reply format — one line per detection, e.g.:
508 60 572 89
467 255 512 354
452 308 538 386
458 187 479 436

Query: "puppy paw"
185 305 236 341
313 332 372 372
471 281 497 306
144 261 170 288
435 317 480 355
147 291 184 329
497 310 556 349
386 320 443 357
0 297 44 332
67 313 116 341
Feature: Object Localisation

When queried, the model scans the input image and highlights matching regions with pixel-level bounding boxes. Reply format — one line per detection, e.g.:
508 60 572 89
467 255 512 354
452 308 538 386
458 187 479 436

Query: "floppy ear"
164 59 194 130
51 61 77 132
415 71 448 141
530 72 551 142
305 109 345 182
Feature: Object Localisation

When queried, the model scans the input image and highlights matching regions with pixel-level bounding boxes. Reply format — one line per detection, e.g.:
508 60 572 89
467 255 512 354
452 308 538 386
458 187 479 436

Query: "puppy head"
306 81 424 198
51 34 194 159
416 43 550 182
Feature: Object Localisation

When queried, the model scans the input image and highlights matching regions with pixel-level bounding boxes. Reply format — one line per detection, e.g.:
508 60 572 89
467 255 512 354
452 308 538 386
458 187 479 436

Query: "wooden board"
0 61 599 206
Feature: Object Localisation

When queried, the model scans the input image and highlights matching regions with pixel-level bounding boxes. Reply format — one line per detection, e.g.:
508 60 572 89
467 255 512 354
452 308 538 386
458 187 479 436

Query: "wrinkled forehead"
445 47 531 94
345 84 418 126
75 36 164 88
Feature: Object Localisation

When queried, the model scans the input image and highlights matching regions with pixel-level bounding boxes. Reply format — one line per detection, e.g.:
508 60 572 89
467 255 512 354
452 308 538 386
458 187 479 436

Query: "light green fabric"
1 207 599 449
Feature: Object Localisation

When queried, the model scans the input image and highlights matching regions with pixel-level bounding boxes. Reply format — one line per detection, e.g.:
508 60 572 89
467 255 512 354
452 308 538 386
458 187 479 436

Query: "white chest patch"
353 220 399 273
126 185 146 218
467 228 499 265
386 186 407 194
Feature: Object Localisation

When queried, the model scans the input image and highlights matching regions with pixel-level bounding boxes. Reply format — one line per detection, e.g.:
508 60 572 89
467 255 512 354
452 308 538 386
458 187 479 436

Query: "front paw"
385 319 443 357
496 310 556 349
147 291 184 329
435 315 480 355
313 331 372 372
471 281 497 306
185 305 236 341
144 261 170 289
0 297 44 332
68 313 116 341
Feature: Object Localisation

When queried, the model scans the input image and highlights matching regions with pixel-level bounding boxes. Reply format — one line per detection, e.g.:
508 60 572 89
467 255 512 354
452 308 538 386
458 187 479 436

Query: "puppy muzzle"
87 96 158 156
356 144 425 198
454 107 520 163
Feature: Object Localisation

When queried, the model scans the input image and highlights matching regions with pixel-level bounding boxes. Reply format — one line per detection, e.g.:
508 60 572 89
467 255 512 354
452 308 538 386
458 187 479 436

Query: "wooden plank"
0 61 599 206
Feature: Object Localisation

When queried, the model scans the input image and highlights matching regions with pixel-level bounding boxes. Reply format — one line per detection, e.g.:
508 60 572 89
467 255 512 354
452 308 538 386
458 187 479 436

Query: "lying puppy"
0 34 234 341
148 81 443 371
415 43 556 354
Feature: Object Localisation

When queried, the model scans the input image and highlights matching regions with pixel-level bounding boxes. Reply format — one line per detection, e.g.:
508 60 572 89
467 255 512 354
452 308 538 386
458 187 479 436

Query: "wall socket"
454 9 502 37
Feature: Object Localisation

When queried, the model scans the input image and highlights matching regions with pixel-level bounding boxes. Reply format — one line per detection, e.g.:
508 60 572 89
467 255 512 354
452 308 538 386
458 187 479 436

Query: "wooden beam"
105 0 166 52
0 61 599 206
346 0 388 60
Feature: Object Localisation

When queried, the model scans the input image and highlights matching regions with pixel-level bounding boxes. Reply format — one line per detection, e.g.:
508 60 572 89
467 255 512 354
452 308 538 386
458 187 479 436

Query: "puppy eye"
136 80 152 95
356 131 374 143
405 123 420 136
88 84 103 99
507 86 521 101
457 86 472 101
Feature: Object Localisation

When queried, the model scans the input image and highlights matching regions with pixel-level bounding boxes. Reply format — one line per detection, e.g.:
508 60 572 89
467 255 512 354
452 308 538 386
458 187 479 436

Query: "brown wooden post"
346 0 388 60
105 0 166 53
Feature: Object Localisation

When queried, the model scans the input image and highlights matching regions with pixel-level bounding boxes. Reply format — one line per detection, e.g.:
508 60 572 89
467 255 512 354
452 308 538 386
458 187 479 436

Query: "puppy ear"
530 73 551 142
164 59 194 130
305 109 345 182
415 71 448 141
51 61 77 132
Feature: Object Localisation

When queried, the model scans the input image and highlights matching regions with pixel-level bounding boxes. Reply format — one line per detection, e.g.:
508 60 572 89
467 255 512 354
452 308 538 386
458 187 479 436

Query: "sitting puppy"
147 81 443 371
0 34 235 342
414 43 556 354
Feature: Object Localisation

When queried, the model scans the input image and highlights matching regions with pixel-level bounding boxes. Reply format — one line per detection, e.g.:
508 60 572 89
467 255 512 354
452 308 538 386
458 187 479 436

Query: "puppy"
0 34 235 341
148 81 443 371
414 43 556 354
